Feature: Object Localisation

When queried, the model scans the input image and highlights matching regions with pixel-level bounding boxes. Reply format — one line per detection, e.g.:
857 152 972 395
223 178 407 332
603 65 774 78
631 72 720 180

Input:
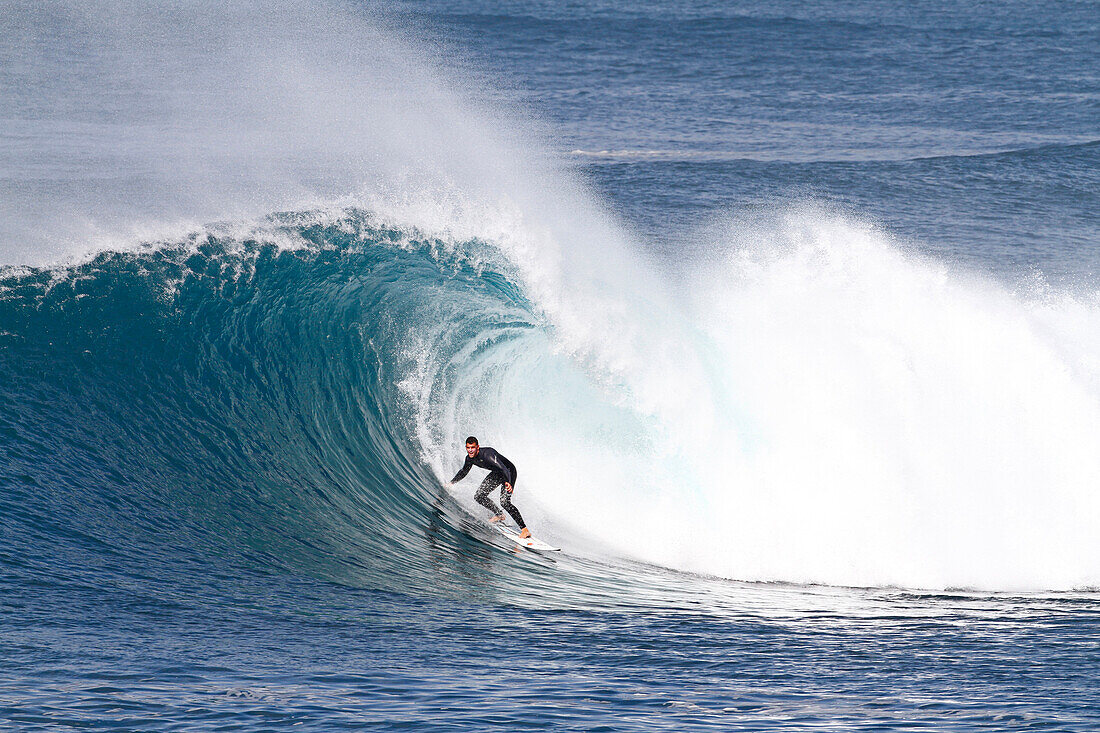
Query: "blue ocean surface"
2 0 1099 730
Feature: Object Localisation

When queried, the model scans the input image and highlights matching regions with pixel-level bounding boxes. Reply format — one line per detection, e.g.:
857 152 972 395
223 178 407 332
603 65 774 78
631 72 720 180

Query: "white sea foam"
456 206 1100 592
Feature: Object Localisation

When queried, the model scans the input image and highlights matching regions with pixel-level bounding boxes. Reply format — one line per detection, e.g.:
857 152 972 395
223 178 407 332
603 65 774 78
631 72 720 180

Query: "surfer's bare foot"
519 528 531 539
489 515 505 523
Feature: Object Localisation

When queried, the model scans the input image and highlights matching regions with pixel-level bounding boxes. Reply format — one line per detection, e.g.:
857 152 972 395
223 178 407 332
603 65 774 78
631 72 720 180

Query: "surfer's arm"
449 456 473 484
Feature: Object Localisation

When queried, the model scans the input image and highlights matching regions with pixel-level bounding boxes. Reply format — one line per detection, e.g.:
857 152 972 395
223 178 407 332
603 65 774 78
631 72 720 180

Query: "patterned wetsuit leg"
475 472 505 516
474 471 526 529
499 483 526 529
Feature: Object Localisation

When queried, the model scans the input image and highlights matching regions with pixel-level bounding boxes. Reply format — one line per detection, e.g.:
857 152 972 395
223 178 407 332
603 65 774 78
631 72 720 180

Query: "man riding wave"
449 436 531 539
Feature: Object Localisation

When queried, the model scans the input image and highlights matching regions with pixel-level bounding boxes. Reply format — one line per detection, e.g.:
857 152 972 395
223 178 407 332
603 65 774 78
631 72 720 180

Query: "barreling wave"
3 205 1100 599
0 212 577 604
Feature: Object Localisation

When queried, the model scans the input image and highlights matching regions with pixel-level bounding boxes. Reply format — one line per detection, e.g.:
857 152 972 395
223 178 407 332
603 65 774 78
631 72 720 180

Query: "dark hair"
465 436 479 445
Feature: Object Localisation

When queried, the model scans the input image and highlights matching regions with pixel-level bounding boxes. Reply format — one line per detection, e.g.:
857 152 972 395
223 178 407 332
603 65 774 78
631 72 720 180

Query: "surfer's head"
465 437 479 457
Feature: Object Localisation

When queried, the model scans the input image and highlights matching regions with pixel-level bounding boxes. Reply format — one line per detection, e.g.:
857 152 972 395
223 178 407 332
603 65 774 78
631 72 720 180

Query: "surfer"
448 436 531 539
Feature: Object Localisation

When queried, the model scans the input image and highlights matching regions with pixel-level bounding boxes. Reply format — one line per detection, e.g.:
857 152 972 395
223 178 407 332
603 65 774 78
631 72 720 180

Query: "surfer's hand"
505 482 513 493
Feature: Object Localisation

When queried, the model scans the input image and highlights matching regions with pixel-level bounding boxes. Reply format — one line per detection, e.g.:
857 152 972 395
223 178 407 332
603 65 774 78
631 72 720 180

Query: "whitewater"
3 0 1100 730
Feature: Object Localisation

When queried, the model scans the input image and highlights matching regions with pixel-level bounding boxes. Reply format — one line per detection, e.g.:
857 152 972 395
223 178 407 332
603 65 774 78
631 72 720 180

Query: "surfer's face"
466 443 478 458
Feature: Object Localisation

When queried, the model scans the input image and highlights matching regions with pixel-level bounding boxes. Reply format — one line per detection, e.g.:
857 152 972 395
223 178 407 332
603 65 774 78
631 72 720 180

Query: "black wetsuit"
450 447 526 529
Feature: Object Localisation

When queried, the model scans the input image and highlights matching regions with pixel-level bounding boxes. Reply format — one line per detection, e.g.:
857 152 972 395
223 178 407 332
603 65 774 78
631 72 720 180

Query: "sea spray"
459 205 1100 590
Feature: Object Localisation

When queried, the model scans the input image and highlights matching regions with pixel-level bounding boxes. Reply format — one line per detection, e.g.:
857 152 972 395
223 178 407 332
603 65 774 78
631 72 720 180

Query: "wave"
2 206 1100 597
903 137 1100 164
569 137 1100 165
0 209 706 612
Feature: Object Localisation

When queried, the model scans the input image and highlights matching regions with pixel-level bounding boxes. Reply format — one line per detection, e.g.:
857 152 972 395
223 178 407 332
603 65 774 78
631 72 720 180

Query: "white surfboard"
493 523 560 552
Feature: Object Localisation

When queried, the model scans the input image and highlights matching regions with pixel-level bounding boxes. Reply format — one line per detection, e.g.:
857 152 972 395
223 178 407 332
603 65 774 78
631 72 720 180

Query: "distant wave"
568 137 1100 164
903 137 1100 163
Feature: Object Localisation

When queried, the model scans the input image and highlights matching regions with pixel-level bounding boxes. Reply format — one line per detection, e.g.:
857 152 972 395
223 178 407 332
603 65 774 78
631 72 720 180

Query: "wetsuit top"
450 447 517 485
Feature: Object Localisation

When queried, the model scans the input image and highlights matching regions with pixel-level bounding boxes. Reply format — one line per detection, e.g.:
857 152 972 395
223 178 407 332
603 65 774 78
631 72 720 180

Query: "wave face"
3 207 1100 595
0 210 681 610
0 218 462 595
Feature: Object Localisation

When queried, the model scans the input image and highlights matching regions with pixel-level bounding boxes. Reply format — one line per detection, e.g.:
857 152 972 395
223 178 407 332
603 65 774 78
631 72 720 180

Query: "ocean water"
2 0 1099 730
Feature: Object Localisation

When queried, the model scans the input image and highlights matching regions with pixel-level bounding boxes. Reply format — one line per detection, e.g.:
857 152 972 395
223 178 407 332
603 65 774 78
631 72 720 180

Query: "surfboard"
493 523 560 552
